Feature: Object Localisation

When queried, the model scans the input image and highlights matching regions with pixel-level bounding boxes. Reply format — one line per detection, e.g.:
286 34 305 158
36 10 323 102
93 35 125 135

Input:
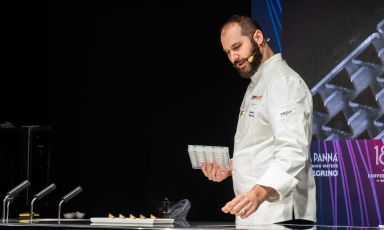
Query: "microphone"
33 183 57 201
247 38 270 63
2 180 30 223
247 51 257 63
58 186 83 224
61 186 83 203
30 183 57 223
6 180 30 198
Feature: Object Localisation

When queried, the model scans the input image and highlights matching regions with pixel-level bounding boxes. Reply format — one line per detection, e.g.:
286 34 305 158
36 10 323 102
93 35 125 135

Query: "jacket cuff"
257 167 299 201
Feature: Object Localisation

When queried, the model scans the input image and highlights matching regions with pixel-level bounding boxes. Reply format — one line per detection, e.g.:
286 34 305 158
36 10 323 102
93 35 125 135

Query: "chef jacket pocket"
246 102 268 132
247 102 261 119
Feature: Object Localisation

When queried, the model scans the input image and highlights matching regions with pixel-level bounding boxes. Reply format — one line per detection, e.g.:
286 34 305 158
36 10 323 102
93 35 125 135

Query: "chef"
201 14 316 226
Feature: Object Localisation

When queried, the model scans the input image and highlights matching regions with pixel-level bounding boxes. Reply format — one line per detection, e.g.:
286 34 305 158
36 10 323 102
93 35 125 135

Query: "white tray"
188 145 230 169
90 217 174 226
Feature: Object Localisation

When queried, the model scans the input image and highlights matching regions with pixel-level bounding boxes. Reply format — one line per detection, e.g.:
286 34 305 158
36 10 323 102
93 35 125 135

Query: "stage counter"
0 220 383 230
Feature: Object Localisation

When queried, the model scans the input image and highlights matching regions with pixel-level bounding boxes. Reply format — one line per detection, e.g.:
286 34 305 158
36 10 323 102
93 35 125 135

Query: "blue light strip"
275 0 282 14
268 0 281 29
266 0 282 52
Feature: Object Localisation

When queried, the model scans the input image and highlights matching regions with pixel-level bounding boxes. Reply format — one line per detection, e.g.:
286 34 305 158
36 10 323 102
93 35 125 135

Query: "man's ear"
252 30 264 46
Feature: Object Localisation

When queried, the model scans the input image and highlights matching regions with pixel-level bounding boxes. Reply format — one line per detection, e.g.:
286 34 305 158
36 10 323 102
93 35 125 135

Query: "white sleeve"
256 75 312 201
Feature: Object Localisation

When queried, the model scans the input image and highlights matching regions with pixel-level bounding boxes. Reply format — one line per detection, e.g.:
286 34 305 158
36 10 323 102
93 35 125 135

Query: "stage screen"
252 0 384 226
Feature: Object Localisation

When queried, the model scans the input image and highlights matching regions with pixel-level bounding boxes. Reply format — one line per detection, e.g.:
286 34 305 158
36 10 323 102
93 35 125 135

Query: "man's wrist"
252 185 279 202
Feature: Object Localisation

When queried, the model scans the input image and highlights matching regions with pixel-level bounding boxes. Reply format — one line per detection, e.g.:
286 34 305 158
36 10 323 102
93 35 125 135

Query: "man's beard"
233 40 263 79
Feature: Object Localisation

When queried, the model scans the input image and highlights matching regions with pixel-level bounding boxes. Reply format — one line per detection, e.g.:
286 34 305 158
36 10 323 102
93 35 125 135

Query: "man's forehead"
221 23 246 50
221 23 242 37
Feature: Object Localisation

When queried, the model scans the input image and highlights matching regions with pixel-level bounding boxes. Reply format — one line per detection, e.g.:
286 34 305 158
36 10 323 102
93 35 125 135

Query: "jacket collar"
250 53 282 85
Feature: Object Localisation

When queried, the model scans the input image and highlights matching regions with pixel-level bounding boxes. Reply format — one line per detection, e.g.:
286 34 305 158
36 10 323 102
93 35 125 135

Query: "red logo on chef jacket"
252 95 263 100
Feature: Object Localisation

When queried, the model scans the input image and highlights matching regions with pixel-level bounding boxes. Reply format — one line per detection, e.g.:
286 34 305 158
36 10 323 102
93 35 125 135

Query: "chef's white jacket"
232 53 316 225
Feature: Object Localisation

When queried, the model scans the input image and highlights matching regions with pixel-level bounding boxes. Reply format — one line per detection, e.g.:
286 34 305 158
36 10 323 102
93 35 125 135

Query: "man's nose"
229 52 239 63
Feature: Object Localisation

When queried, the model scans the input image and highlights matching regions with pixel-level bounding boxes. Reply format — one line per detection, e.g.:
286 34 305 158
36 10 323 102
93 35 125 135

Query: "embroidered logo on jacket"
251 95 263 100
280 110 293 117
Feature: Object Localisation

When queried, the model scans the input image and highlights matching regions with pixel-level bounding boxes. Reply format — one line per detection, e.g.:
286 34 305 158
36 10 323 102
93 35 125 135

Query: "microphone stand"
30 183 57 224
6 199 12 223
57 186 83 224
57 200 64 225
2 195 9 223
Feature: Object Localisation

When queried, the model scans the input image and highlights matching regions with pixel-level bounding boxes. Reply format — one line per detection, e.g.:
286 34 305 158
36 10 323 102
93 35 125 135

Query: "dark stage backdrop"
4 0 382 225
2 1 251 222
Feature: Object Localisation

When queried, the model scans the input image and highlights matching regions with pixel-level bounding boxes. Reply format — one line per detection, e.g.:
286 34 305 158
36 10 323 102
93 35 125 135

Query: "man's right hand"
201 161 232 182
